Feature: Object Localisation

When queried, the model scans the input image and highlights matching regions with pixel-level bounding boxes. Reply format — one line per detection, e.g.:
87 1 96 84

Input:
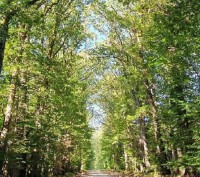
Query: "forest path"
79 170 121 177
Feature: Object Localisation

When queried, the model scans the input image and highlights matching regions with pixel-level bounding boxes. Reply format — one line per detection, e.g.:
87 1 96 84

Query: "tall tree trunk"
124 144 129 171
144 79 171 175
138 116 150 171
124 125 132 172
136 30 170 174
0 69 19 177
18 71 29 177
131 89 150 171
0 15 11 73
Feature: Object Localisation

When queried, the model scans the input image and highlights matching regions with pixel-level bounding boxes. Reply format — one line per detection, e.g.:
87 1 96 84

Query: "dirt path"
80 170 121 177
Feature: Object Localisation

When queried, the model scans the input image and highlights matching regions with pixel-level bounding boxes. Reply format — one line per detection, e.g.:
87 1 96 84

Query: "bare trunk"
0 69 18 176
136 29 170 174
144 80 160 144
138 116 150 171
131 89 150 171
144 73 171 175
124 144 129 171
0 16 10 73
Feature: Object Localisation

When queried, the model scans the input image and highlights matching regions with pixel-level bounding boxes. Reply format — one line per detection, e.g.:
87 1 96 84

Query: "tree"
87 0 200 176
0 0 93 176
0 0 41 73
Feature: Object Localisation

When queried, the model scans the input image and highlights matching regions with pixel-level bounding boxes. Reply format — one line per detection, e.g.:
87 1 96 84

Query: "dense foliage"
89 0 200 176
0 0 94 177
0 0 199 177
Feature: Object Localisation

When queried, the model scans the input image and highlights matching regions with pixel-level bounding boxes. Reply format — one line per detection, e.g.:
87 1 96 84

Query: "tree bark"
135 29 170 174
0 69 18 176
131 89 150 171
138 116 150 171
0 15 11 73
144 78 171 175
